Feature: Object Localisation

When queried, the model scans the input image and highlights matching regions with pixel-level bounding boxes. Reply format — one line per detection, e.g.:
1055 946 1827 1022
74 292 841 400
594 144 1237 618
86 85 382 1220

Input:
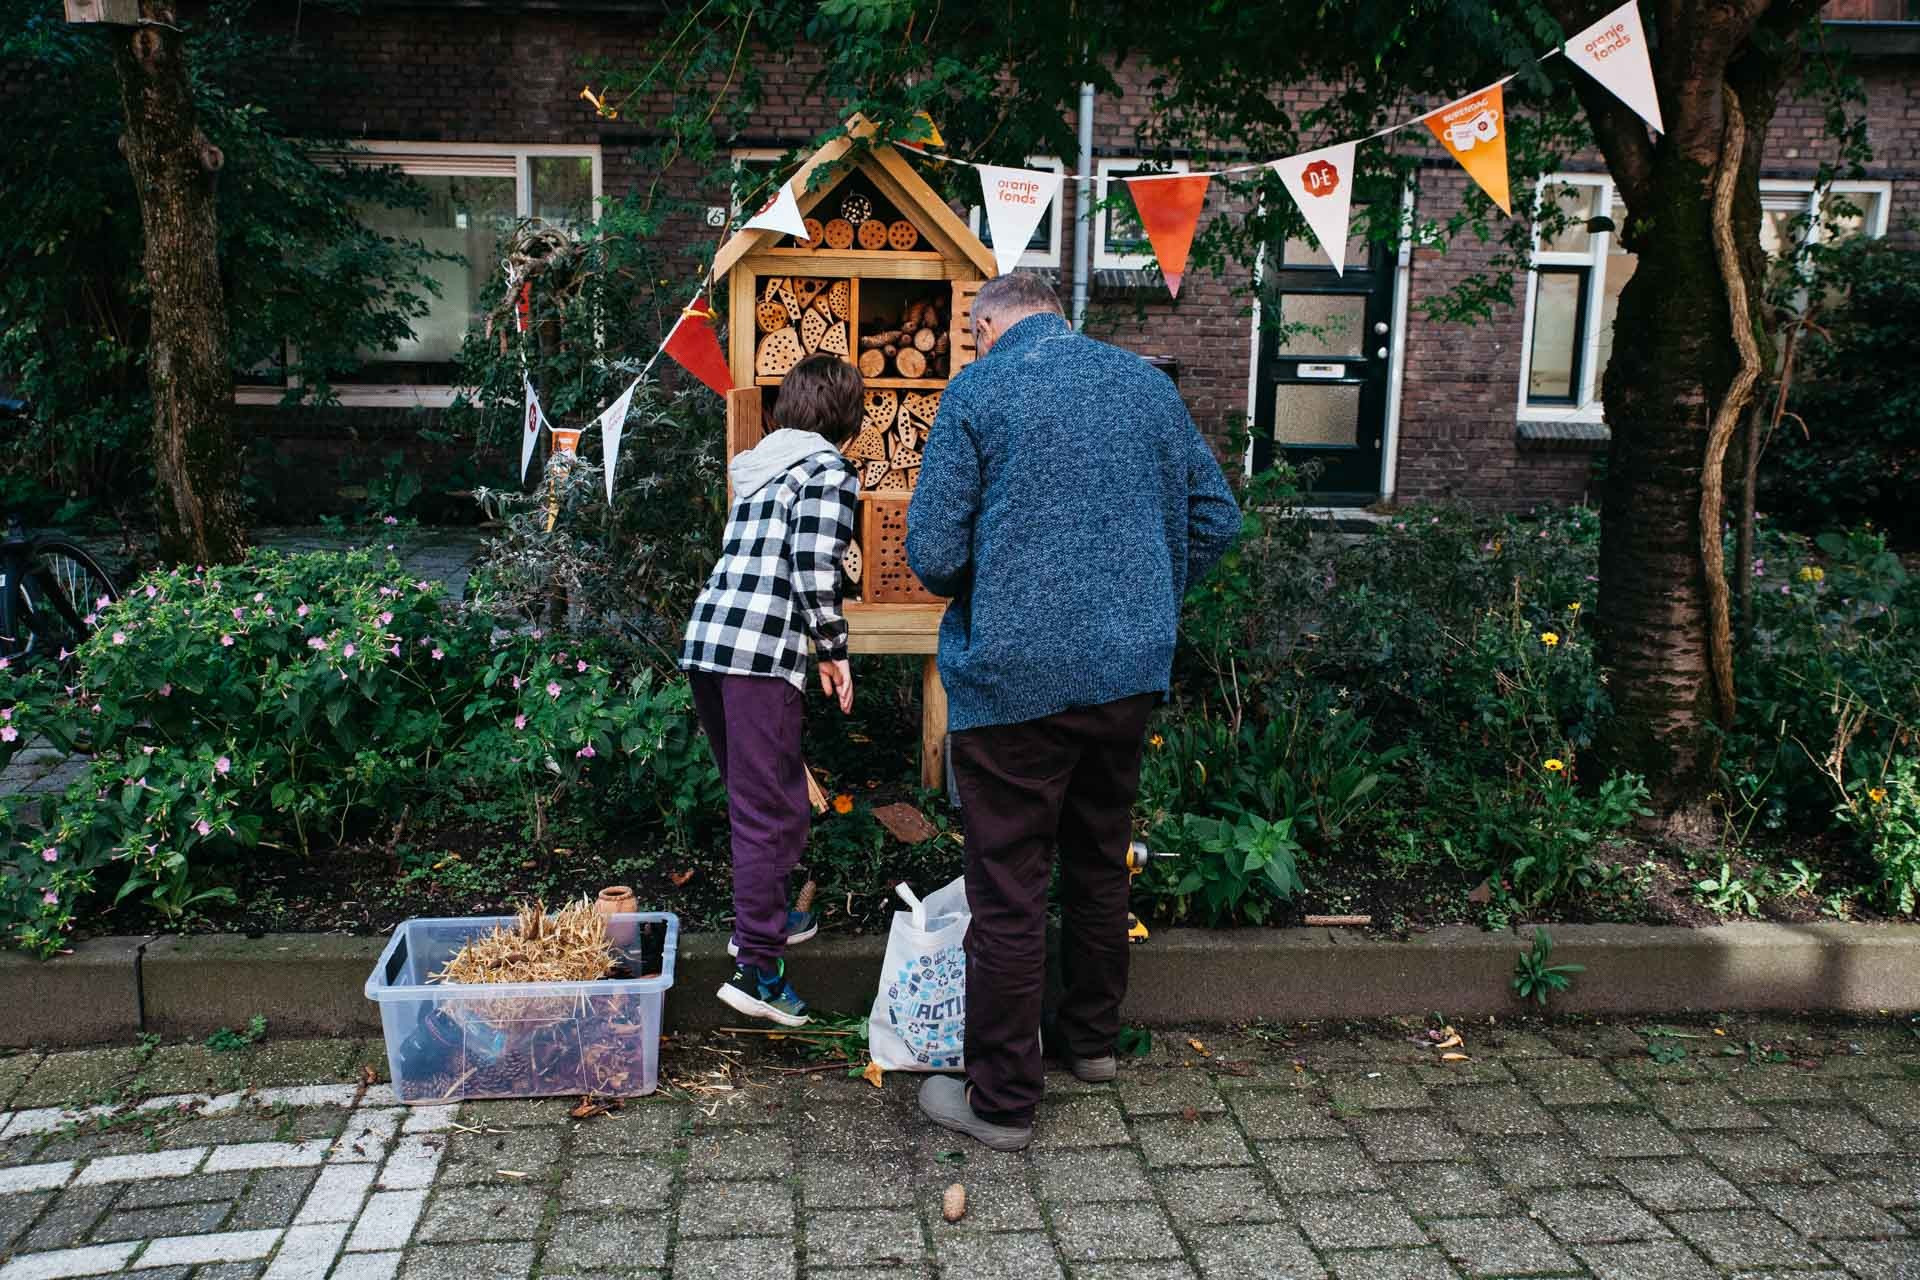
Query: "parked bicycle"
0 395 119 664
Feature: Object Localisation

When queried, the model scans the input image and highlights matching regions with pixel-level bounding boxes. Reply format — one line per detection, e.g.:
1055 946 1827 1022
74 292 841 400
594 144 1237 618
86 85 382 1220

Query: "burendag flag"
977 164 1062 277
1423 82 1513 215
1124 172 1211 297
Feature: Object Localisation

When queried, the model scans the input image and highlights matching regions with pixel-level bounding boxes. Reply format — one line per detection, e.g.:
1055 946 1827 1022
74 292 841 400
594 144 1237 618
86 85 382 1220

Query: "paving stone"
0 1240 139 1279
1484 1030 1559 1058
1439 1084 1561 1137
160 1112 344 1151
195 1265 265 1280
930 1231 1060 1280
89 1200 228 1241
1761 1104 1896 1155
1225 1090 1342 1141
791 1156 913 1210
452 1099 572 1129
1475 1136 1606 1188
1666 1209 1833 1268
1185 1221 1325 1279
1150 1167 1286 1225
74 1148 207 1185
1068 1265 1194 1280
135 1229 282 1268
1831 1155 1920 1208
344 1189 427 1253
1754 1182 1909 1239
1543 1024 1651 1060
202 1143 326 1173
1344 1112 1461 1162
1841 1079 1920 1130
0 1163 73 1194
1512 1059 1638 1106
1117 1071 1228 1116
115 1171 248 1209
1032 1149 1151 1205
1289 1192 1426 1250
1691 1132 1833 1183
328 1253 401 1280
260 1221 349 1280
1611 1056 1711 1085
1028 1096 1130 1150
1425 1215 1578 1276
566 1104 687 1155
1609 1157 1753 1210
802 1207 926 1268
1050 1200 1183 1261
229 1167 320 1231
1636 1081 1769 1131
1411 1059 1515 1088
674 1179 792 1238
1525 1187 1670 1242
16 1183 119 1253
915 1156 1041 1233
1133 1115 1253 1168
1573 1240 1720 1280
537 1214 669 1272
415 1184 545 1242
376 1137 444 1192
1322 1247 1460 1280
7 1050 141 1108
438 1129 565 1184
0 1137 48 1168
0 1054 42 1110
1321 1069 1430 1112
1558 1107 1689 1157
398 1242 535 1280
1256 1140 1384 1194
293 1165 376 1226
1820 1238 1920 1277
805 1104 919 1159
1381 1160 1515 1217
683 1126 792 1180
664 1234 794 1280
1725 1064 1842 1103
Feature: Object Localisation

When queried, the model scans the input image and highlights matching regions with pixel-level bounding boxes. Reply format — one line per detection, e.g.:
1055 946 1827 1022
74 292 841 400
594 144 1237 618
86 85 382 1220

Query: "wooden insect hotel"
712 117 995 787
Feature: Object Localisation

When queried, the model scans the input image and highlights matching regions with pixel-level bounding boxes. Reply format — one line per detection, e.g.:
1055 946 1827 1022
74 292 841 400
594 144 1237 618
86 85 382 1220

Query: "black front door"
1250 228 1398 504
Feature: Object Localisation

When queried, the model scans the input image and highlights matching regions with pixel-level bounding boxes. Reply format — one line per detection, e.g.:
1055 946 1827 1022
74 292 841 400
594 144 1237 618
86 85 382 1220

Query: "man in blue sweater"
907 274 1241 1149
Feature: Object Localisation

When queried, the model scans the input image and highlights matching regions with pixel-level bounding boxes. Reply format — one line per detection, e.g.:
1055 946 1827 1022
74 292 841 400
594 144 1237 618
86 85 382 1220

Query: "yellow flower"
1544 759 1567 772
1540 632 1560 647
1567 602 1581 614
832 793 854 815
1149 733 1165 750
1869 787 1889 805
1798 565 1826 583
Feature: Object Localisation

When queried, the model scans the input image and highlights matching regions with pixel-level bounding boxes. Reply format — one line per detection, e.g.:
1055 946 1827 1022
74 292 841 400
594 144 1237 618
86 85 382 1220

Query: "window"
966 157 1065 269
1093 157 1190 270
1516 174 1887 420
730 148 791 224
240 144 601 405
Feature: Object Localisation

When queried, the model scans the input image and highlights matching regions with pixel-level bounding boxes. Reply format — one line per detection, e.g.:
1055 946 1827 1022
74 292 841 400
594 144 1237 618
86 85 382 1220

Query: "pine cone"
470 1050 531 1097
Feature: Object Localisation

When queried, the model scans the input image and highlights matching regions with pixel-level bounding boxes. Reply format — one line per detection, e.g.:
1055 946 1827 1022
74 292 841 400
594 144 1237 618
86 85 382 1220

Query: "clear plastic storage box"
365 912 678 1104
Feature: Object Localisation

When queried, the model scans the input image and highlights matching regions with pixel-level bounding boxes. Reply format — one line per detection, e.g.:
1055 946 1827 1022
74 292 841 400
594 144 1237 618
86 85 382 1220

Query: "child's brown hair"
775 355 864 438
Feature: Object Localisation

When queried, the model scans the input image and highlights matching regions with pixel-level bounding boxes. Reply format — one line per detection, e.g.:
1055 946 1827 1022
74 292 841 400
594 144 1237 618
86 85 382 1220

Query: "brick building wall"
257 6 1916 511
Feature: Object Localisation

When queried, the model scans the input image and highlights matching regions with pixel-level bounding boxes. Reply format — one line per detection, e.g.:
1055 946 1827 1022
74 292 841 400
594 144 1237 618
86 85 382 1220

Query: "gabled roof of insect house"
710 115 997 283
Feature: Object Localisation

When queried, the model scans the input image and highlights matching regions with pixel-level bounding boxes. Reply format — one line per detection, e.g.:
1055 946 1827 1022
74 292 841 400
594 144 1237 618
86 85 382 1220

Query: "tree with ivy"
595 0 1865 835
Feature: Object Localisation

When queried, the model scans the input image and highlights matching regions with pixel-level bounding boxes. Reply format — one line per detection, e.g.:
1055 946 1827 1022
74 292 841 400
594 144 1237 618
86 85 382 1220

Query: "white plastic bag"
867 876 970 1072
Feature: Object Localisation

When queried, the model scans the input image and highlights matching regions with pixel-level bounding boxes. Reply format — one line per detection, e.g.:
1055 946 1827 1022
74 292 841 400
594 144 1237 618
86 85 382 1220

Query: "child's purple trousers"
688 671 808 971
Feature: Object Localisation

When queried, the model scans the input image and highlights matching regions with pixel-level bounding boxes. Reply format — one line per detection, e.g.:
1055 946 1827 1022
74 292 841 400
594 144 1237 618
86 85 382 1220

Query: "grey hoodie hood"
728 428 844 500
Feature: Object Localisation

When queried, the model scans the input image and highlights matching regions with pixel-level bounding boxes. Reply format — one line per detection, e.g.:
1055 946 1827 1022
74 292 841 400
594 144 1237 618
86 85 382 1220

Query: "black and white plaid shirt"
680 452 859 687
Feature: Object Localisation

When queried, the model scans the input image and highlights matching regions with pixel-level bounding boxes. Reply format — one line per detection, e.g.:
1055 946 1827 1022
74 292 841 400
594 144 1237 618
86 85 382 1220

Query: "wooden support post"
921 656 948 791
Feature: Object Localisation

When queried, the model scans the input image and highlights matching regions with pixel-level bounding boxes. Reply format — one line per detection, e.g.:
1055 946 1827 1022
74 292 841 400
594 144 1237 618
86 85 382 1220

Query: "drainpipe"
1070 77 1095 330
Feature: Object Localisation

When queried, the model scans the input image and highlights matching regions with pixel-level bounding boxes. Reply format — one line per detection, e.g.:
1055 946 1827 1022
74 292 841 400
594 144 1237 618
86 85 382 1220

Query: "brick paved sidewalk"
2 1017 1919 1278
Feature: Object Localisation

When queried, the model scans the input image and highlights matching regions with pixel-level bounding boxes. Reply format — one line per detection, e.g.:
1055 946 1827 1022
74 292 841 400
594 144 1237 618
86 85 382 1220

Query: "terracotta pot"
595 885 638 946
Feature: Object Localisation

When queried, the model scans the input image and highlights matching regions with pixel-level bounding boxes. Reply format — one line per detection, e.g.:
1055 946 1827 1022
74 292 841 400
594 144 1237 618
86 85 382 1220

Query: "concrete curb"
4 921 1919 1049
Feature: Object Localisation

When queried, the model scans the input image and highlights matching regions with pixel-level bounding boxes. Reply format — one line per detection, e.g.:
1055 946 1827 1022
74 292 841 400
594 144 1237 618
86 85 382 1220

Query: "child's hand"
820 658 854 714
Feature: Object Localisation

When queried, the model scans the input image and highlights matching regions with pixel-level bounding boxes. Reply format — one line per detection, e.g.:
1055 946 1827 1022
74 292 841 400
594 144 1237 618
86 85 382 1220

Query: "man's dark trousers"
688 671 808 972
951 692 1158 1125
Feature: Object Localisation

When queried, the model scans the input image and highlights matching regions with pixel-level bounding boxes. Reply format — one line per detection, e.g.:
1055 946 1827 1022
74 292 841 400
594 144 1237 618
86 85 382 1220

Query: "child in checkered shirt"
680 355 862 1026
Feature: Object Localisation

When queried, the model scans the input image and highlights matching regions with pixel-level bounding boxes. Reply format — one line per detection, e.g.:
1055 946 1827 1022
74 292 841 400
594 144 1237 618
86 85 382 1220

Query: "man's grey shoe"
1070 1054 1117 1083
917 1075 1034 1152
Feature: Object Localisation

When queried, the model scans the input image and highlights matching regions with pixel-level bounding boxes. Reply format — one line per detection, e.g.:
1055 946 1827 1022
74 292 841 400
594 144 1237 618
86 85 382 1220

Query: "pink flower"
2 727 17 743
419 637 431 647
296 604 309 618
576 744 596 759
95 595 110 609
56 648 69 662
379 611 393 625
576 660 588 673
83 613 97 627
41 891 56 906
431 648 444 661
378 587 395 598
2 707 10 720
0 657 8 669
40 847 56 863
231 608 245 621
547 681 561 698
215 756 231 775
383 515 399 526
111 631 126 645
195 820 211 836
342 644 356 659
387 643 400 657
511 676 522 691
531 628 544 640
157 683 171 697
414 580 430 592
514 714 527 730
253 592 264 602
220 635 234 647
307 636 326 650
146 585 159 599
142 745 154 755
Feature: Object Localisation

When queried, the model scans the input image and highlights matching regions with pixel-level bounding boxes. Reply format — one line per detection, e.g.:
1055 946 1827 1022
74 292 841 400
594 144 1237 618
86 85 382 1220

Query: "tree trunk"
110 8 247 565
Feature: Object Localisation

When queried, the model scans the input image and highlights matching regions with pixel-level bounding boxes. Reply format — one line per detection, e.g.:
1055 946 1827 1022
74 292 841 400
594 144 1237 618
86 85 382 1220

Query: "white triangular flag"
1269 141 1359 276
597 376 640 504
977 164 1063 277
1566 1 1663 134
520 376 544 483
743 182 808 239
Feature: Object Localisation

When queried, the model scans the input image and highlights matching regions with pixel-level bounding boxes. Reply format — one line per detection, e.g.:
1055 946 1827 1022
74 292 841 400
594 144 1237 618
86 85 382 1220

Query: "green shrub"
1838 757 1920 913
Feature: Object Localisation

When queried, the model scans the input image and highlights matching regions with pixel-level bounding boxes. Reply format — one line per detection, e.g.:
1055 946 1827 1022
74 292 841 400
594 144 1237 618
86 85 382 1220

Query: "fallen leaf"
668 868 695 887
1713 1028 1727 1037
1440 1052 1470 1062
1218 1060 1257 1078
360 1064 377 1086
1433 1032 1463 1051
862 1059 885 1089
871 802 939 844
495 1169 529 1179
1467 878 1493 904
1188 1038 1209 1056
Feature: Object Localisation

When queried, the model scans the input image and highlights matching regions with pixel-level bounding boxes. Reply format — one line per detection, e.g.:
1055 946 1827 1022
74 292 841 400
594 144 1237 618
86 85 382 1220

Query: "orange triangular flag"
663 299 733 399
1423 82 1512 215
1124 173 1211 297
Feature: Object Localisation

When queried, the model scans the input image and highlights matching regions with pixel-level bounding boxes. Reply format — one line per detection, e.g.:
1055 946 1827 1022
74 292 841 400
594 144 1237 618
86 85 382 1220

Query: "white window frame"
1516 172 1891 425
1093 156 1191 270
236 141 603 409
966 156 1066 269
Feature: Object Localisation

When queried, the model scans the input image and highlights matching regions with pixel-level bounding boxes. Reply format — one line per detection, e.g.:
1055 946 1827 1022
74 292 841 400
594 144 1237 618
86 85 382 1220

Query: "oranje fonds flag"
1124 172 1211 297
1423 82 1512 215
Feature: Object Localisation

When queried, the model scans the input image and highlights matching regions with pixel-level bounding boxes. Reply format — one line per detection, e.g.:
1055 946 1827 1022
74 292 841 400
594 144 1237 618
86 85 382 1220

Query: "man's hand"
819 658 854 714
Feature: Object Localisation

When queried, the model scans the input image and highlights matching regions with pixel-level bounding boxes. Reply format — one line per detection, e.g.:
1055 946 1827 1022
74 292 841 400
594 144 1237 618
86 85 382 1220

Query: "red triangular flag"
1124 173 1211 297
663 299 733 398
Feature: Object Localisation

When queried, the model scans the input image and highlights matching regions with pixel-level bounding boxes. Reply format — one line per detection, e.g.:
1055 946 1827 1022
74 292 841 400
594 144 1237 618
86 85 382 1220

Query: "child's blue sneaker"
726 909 819 957
716 959 810 1027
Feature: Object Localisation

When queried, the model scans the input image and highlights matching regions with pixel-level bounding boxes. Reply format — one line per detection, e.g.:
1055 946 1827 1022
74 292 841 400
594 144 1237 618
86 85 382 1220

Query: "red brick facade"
259 6 1916 511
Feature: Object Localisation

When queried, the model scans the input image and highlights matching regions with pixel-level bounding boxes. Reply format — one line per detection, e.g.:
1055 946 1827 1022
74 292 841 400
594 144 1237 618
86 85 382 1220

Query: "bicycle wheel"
17 539 118 663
